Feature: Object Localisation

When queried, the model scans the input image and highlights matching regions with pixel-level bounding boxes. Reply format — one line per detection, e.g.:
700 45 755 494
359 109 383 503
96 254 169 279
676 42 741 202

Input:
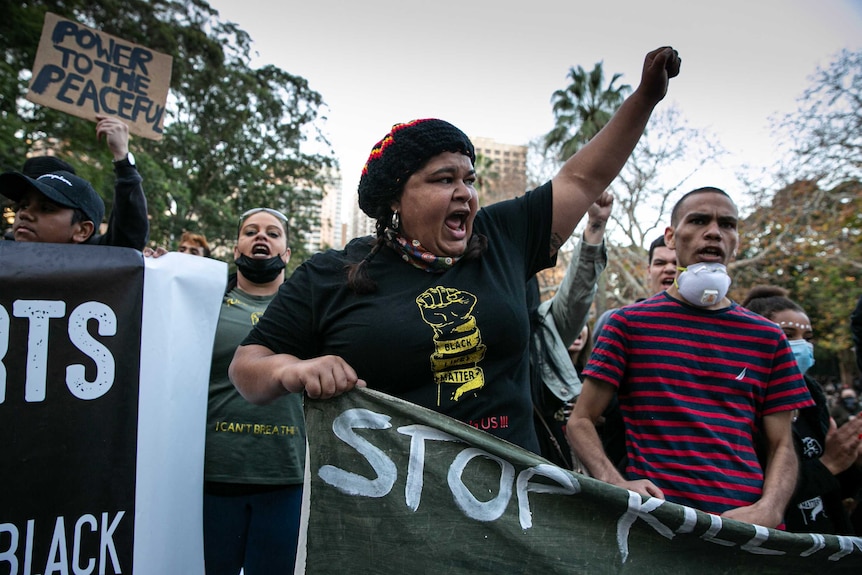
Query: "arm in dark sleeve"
89 163 148 249
793 456 841 503
548 237 607 347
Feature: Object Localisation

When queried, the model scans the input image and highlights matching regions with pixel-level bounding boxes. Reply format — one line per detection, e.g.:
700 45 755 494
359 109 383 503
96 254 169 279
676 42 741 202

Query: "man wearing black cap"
2 116 148 248
0 170 104 243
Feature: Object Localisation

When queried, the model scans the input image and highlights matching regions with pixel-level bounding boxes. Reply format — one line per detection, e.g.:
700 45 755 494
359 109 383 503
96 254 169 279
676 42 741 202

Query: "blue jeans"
204 483 302 575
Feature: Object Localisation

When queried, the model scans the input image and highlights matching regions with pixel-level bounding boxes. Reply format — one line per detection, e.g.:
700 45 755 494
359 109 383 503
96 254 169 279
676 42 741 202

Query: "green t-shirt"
204 287 305 484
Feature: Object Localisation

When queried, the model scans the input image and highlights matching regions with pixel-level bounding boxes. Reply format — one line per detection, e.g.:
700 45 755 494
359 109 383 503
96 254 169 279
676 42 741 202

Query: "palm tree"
542 61 631 316
473 152 502 205
544 62 631 161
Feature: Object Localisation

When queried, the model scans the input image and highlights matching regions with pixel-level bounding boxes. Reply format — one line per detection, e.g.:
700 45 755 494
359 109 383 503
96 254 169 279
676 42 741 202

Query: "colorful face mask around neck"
387 233 461 273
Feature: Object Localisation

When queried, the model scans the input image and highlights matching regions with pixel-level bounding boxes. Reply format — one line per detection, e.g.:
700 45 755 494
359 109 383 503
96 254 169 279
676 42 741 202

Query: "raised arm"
93 115 149 249
548 191 611 345
549 46 680 254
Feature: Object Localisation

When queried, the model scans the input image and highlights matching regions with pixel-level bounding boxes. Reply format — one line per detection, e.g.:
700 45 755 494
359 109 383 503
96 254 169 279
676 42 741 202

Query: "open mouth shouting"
251 243 272 258
697 246 724 263
445 209 470 240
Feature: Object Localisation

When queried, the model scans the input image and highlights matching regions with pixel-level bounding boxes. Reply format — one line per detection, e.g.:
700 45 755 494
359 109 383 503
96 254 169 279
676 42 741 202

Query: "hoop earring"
390 210 400 232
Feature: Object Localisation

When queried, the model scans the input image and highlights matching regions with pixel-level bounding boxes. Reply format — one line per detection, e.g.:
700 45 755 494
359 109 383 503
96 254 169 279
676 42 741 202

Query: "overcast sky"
208 0 862 217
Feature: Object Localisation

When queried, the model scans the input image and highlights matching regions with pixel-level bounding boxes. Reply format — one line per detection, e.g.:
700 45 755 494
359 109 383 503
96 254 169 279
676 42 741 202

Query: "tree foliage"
772 49 862 187
0 0 335 268
544 61 631 162
730 179 862 368
473 152 501 206
536 60 631 308
742 49 862 383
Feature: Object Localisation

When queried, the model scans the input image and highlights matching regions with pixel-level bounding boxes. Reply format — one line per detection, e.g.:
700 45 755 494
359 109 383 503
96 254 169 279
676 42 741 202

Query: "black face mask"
841 397 860 415
235 253 285 284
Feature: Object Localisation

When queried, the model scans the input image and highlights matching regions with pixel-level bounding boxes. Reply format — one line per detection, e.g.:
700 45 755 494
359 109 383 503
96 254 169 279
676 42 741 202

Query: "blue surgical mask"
788 339 815 375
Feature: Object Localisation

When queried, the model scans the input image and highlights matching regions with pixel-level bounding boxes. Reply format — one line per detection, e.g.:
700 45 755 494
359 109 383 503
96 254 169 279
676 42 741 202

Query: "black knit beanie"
357 119 475 221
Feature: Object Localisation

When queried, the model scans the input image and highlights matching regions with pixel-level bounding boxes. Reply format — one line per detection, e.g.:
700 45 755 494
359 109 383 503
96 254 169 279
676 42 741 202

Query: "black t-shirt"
785 375 856 534
243 183 555 451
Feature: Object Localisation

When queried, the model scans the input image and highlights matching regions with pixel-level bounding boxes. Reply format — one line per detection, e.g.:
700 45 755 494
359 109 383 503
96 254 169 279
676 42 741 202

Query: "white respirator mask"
674 262 731 307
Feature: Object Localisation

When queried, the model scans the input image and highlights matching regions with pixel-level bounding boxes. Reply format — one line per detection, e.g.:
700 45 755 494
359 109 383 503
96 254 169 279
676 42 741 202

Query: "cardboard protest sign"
26 12 173 140
0 243 225 574
302 388 862 574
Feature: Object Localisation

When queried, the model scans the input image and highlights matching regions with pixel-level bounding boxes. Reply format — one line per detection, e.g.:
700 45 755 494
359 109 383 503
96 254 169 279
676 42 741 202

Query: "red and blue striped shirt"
583 292 814 514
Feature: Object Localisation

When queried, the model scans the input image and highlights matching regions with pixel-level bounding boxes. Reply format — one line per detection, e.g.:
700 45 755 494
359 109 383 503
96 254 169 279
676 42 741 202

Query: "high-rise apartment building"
472 137 528 205
315 170 343 251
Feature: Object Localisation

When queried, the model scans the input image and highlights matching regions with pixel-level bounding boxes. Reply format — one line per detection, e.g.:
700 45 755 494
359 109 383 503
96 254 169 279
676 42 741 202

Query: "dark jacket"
785 375 859 535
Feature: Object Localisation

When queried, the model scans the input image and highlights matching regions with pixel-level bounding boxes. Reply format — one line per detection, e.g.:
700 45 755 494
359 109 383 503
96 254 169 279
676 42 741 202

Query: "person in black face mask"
833 387 862 428
229 207 291 287
203 207 304 575
841 391 861 415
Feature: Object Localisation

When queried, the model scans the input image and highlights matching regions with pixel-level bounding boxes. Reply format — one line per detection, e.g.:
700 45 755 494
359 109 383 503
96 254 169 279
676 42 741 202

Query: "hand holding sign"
96 115 131 161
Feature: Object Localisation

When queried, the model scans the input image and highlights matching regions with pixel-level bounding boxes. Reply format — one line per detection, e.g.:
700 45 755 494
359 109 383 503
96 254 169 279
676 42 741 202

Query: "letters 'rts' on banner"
0 243 225 574
302 388 862 574
26 12 173 140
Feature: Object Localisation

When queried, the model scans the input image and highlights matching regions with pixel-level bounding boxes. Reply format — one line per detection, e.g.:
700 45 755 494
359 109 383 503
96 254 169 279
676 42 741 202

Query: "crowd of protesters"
2 42 861 575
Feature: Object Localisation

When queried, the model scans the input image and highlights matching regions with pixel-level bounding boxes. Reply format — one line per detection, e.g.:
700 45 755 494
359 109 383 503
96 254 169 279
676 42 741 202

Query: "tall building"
349 191 375 242
472 136 528 205
316 169 343 250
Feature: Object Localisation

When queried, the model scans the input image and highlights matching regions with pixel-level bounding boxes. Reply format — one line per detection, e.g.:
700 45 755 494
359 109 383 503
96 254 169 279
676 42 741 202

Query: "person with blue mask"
743 285 862 534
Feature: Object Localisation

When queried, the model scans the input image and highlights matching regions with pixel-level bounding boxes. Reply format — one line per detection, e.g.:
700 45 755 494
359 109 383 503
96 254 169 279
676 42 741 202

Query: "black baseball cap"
0 170 105 225
22 156 77 178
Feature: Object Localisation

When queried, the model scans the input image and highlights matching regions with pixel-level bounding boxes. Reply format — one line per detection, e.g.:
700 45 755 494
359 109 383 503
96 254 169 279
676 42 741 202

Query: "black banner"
0 243 143 575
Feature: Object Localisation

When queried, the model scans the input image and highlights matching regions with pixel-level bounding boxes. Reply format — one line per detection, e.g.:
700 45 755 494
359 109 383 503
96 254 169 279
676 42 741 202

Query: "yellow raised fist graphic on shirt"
416 287 486 404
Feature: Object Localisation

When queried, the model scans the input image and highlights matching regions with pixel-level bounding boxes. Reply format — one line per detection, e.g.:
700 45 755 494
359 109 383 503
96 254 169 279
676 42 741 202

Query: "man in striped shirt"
566 186 813 528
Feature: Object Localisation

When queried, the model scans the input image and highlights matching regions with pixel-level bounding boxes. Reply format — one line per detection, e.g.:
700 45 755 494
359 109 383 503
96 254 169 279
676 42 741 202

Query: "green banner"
303 388 862 574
